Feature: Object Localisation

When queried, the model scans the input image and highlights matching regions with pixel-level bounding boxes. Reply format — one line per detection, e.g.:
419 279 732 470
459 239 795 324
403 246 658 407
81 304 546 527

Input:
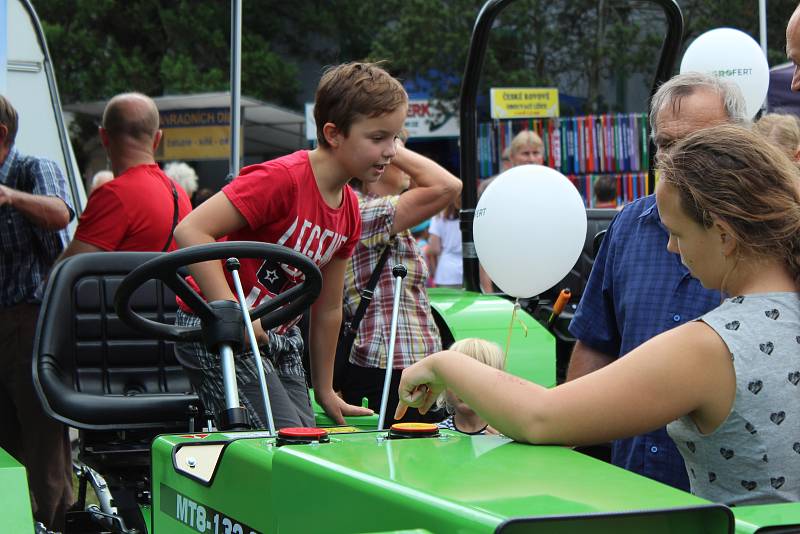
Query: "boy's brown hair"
314 62 408 148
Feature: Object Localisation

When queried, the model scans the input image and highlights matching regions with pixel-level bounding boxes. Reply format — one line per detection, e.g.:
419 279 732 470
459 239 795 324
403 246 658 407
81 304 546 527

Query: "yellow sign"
155 107 241 161
490 88 559 119
156 125 234 161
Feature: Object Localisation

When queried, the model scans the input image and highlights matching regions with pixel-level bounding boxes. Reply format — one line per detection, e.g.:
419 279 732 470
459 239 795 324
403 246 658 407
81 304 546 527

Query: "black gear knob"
392 264 407 278
225 257 241 272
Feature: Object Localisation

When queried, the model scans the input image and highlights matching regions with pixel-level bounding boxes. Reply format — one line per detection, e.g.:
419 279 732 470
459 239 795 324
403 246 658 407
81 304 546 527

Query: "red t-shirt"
75 164 192 251
179 150 361 329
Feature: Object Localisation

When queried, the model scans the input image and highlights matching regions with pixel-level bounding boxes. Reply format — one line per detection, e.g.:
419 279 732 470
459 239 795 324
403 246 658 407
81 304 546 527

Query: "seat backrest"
541 208 617 299
33 252 200 430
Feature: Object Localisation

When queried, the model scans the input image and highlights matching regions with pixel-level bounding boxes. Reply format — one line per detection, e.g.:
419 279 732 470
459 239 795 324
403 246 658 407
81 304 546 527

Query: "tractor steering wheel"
114 241 322 342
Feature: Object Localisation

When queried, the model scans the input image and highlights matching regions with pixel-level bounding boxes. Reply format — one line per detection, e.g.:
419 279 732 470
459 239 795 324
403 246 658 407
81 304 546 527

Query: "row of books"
478 113 651 178
566 172 649 208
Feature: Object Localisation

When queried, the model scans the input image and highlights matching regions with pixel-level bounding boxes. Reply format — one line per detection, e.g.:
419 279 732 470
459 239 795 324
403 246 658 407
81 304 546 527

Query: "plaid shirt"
344 192 441 369
569 194 720 491
0 148 73 307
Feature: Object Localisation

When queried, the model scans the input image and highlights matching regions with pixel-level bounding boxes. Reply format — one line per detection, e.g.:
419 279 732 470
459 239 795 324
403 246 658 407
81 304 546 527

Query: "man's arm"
0 184 70 230
56 239 104 263
565 340 616 381
310 256 373 424
390 145 461 234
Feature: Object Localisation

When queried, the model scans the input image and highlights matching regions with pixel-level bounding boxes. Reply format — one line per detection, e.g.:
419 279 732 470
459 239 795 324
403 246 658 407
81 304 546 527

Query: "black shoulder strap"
348 239 394 334
333 238 395 390
160 180 179 252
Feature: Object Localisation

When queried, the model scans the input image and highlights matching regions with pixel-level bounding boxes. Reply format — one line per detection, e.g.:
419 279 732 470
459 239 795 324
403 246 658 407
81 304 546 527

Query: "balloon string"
504 299 528 367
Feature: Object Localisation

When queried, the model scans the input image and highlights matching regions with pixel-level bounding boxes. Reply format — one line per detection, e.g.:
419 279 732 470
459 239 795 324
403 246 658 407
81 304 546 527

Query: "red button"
278 427 329 440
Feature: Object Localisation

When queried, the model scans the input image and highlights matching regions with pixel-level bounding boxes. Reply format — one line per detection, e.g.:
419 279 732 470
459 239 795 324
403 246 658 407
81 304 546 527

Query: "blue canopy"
767 63 800 114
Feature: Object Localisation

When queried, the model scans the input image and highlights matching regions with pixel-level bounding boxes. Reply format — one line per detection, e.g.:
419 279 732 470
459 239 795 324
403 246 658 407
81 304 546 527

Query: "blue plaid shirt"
0 147 73 307
569 194 720 491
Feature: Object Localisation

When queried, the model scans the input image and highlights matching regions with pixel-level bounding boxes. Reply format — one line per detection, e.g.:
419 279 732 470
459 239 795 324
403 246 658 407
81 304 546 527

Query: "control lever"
378 264 408 430
226 257 277 435
546 288 572 330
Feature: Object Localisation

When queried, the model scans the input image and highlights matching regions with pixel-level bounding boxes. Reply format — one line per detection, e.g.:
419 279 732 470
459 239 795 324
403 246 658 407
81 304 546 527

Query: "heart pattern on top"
789 372 800 386
770 412 786 425
686 441 696 453
747 380 763 394
725 321 740 330
741 480 757 491
759 342 774 355
720 448 734 460
765 309 780 320
771 477 785 489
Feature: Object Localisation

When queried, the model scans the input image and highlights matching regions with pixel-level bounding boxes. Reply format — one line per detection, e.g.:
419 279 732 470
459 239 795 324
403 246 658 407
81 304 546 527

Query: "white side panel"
6 0 86 220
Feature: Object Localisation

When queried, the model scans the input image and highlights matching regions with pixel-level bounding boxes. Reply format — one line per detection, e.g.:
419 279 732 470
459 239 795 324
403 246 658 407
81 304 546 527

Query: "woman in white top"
427 198 462 287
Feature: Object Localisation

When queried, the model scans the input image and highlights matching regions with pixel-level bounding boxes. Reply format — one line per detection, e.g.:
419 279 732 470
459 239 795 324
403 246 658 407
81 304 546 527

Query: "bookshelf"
478 113 651 207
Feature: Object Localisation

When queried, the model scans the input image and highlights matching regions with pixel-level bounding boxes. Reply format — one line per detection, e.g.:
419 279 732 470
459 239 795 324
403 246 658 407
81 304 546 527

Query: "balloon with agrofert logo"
473 165 587 298
680 27 769 119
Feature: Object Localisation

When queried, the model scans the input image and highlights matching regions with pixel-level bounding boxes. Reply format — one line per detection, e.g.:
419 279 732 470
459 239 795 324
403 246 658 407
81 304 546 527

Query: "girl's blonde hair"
436 338 504 411
752 113 800 162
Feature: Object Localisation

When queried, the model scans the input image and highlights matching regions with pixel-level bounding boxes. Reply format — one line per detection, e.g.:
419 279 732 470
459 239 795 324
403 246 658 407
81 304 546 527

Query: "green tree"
38 1 305 106
367 0 666 114
679 0 797 67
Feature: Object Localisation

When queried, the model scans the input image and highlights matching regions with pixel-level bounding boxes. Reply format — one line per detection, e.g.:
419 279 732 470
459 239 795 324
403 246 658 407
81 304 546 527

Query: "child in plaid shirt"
340 134 461 421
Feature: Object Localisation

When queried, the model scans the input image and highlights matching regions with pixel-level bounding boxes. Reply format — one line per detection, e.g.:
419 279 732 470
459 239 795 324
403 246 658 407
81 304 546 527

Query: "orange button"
390 422 438 434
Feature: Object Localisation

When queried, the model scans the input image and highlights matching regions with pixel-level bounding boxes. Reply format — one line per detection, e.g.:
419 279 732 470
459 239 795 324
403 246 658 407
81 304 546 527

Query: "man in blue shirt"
0 95 74 531
567 73 748 491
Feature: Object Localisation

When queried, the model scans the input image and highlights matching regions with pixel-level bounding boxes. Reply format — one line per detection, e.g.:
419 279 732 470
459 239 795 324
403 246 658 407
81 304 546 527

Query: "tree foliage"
38 0 798 116
38 1 301 106
365 0 669 114
680 0 797 66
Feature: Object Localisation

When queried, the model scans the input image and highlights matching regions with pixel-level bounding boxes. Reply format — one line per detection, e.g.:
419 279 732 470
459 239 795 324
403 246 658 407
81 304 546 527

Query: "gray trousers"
175 310 314 430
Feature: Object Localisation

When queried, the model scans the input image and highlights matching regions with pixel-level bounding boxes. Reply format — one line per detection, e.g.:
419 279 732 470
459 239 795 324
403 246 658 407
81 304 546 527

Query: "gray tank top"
666 292 800 505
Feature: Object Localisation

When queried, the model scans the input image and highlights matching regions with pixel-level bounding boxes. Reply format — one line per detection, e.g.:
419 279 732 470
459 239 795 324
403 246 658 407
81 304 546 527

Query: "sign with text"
304 99 458 141
490 88 559 119
156 107 241 161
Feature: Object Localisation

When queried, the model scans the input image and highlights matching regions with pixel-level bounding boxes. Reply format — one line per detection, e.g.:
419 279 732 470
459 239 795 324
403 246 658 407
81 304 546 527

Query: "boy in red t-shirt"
174 62 408 428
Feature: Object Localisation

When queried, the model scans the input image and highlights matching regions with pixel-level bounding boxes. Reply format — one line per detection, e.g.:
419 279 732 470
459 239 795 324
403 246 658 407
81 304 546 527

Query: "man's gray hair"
163 161 198 196
649 72 749 140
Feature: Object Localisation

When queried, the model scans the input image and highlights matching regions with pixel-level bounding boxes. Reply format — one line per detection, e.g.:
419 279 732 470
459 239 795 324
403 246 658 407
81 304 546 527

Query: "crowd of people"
3 10 800 531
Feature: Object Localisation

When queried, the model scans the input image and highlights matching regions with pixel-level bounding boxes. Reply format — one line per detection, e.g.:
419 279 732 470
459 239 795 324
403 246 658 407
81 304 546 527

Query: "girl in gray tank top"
668 293 800 505
394 125 800 506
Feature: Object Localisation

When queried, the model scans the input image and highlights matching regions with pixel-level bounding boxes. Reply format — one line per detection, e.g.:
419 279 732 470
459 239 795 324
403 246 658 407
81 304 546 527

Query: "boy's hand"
251 319 269 346
394 358 444 420
315 388 373 425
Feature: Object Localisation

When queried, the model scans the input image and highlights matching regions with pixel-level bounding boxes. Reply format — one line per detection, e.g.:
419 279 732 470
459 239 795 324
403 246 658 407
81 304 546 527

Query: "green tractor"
5 0 800 532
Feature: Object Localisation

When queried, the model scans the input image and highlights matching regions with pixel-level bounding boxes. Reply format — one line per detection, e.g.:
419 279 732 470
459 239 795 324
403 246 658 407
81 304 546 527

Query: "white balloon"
474 165 587 298
680 27 769 119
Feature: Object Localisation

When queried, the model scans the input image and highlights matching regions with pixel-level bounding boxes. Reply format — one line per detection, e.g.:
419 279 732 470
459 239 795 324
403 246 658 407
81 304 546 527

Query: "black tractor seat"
32 252 206 533
33 251 201 432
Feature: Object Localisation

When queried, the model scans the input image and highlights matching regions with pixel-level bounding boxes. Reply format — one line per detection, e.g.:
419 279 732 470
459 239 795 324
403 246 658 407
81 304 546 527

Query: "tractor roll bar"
458 0 684 292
